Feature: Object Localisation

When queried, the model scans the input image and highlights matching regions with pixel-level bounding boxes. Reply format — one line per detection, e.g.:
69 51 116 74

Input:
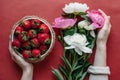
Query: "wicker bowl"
9 16 55 63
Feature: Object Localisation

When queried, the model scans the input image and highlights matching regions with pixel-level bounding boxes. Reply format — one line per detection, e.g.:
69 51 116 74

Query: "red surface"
0 0 120 80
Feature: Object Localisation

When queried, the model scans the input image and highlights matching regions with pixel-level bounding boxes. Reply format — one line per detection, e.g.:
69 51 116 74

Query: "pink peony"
52 17 77 29
87 10 105 28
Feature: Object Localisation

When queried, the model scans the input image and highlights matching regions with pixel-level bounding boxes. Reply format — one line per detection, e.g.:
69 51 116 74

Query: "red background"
0 0 120 80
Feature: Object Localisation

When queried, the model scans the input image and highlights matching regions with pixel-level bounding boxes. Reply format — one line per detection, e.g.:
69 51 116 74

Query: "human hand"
96 9 112 45
9 41 33 71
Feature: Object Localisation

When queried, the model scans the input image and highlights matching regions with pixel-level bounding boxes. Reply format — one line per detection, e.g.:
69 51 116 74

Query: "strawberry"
28 29 37 38
22 41 31 49
31 19 41 28
12 39 21 49
32 49 41 57
39 45 47 54
23 20 31 29
31 38 39 48
39 24 49 33
38 33 51 44
18 31 29 42
22 50 31 59
14 26 24 35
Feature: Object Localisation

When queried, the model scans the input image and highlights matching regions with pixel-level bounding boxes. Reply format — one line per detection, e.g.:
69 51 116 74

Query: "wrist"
21 65 33 80
23 65 33 74
96 41 106 47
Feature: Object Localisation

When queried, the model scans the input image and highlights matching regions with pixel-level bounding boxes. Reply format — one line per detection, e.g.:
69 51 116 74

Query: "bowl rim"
9 16 55 63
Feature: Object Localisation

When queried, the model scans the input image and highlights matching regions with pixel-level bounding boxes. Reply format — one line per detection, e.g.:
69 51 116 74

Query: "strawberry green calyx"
22 41 31 50
22 50 32 59
45 39 51 45
39 24 49 33
18 31 29 42
39 45 47 54
30 38 39 48
28 29 37 38
31 19 41 28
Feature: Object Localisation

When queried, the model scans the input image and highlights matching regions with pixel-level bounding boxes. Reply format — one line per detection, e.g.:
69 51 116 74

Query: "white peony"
63 2 89 14
64 33 92 55
78 20 96 30
78 20 96 38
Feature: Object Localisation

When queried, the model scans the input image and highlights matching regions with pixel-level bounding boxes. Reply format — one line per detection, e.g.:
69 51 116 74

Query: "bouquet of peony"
52 2 105 80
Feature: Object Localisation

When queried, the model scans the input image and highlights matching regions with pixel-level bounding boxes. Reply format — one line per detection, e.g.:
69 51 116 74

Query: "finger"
98 9 110 28
109 22 112 28
98 9 110 24
108 23 112 33
103 16 110 30
8 40 14 55
11 52 25 64
105 16 110 25
98 9 107 19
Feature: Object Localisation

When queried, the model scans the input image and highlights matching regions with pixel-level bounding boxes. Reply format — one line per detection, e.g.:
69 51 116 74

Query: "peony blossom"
52 17 76 29
63 2 89 14
78 20 96 30
64 33 92 55
87 10 105 28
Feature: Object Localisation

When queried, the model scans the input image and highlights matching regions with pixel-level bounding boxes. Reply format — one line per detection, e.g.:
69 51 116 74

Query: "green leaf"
63 26 77 36
79 12 87 15
59 65 69 79
72 65 82 72
75 69 84 80
80 72 88 80
83 61 91 68
62 56 72 70
62 12 75 18
81 15 91 22
68 76 72 80
78 28 86 34
52 68 64 80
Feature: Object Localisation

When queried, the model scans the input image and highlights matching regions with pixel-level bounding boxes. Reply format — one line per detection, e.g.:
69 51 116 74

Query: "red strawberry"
38 33 50 44
28 29 37 38
22 41 31 49
23 20 31 29
31 19 41 28
22 50 31 59
32 49 41 57
12 39 21 49
15 26 24 35
18 31 29 42
39 45 47 54
31 38 39 48
39 24 49 33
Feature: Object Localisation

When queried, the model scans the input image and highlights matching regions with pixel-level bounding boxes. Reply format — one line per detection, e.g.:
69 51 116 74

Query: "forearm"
21 67 33 80
93 42 107 66
88 42 110 80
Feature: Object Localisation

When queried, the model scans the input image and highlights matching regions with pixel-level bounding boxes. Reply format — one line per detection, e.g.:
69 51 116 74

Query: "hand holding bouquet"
52 2 105 80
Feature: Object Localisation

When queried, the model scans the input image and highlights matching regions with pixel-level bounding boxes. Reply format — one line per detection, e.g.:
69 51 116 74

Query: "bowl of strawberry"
9 16 55 63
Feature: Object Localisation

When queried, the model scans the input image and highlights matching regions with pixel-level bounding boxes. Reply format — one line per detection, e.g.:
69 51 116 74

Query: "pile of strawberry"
12 19 51 59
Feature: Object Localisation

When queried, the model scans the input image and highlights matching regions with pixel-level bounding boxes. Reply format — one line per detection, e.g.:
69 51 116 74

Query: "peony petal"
65 46 75 49
52 17 76 29
63 2 89 14
72 42 92 53
80 46 92 53
90 31 96 38
74 47 83 55
78 20 90 28
64 35 73 45
87 10 105 28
